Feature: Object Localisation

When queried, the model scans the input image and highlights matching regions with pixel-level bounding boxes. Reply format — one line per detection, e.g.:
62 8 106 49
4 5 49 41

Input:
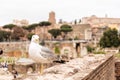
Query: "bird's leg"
35 63 38 73
40 63 44 74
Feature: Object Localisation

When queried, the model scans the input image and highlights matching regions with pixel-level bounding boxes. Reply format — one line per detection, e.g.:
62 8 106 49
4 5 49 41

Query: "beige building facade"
81 15 120 28
70 24 92 40
13 19 29 27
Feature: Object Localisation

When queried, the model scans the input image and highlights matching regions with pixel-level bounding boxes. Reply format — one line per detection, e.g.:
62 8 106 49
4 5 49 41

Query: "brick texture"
81 55 115 80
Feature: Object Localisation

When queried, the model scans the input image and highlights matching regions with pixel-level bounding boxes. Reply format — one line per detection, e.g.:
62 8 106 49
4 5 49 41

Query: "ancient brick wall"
115 60 120 80
82 55 115 80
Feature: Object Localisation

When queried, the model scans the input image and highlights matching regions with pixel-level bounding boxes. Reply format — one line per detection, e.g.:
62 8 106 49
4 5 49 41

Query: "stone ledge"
23 54 115 80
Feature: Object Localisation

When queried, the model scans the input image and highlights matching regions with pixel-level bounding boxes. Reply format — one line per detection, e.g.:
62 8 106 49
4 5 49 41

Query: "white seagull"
28 35 56 73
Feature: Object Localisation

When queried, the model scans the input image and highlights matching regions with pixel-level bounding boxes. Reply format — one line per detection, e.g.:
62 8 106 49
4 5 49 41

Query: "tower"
48 11 56 26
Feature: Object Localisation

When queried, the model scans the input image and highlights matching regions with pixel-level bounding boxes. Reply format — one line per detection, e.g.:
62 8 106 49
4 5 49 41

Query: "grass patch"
115 53 120 58
0 57 16 64
93 51 106 54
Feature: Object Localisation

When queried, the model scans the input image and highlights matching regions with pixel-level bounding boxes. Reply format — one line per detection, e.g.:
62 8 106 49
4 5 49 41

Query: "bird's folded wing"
40 52 54 58
40 46 57 60
41 46 53 54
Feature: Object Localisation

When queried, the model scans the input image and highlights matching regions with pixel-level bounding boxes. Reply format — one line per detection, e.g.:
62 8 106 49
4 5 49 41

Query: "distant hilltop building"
48 11 56 26
81 15 120 28
81 15 120 47
13 19 29 27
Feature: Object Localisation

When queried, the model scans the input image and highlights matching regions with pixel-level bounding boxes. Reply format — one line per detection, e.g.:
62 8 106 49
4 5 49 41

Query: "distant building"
81 15 120 46
69 24 92 40
81 15 120 28
13 19 29 27
92 27 108 44
48 11 56 27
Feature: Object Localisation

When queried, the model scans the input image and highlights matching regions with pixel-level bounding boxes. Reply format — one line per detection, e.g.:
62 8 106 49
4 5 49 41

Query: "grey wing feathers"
40 52 55 59
41 46 53 53
40 46 57 60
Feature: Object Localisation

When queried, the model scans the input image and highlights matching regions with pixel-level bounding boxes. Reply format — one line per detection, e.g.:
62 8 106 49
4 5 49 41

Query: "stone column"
80 43 88 57
72 42 77 58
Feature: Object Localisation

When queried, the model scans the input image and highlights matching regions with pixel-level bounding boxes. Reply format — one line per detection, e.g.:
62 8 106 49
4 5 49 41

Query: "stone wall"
0 42 29 52
82 54 115 80
0 41 29 57
0 41 87 58
115 60 120 80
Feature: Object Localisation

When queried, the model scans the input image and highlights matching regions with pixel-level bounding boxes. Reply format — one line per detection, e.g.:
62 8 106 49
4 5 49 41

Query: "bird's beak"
35 39 39 43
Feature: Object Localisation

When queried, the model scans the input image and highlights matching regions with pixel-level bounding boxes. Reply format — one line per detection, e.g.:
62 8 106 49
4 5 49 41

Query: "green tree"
23 23 38 32
99 28 120 48
48 29 61 39
3 24 16 30
27 33 35 40
39 21 51 27
3 31 11 41
60 24 73 39
0 30 11 41
86 45 95 53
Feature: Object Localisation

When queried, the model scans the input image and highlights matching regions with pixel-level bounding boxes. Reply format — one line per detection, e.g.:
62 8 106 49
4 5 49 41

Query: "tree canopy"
3 24 16 30
0 30 11 41
39 21 51 26
26 33 35 40
99 28 120 48
60 24 73 34
60 24 73 39
23 23 38 31
48 29 61 39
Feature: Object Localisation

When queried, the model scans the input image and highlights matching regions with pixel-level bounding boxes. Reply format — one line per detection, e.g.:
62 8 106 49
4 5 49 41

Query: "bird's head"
31 35 40 44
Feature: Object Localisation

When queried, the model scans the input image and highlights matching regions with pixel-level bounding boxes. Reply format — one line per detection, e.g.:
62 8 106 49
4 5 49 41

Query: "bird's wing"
41 46 53 54
40 46 56 60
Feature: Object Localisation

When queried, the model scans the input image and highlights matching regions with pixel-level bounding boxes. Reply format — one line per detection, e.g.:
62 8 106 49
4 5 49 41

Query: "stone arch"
61 47 72 60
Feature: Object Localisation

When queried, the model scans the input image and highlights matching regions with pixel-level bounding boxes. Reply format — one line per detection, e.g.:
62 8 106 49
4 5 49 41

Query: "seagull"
28 35 56 74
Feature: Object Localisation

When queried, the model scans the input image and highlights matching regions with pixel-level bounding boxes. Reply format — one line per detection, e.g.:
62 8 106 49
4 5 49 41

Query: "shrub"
54 46 60 55
115 53 120 58
86 45 95 53
74 36 79 40
93 51 106 54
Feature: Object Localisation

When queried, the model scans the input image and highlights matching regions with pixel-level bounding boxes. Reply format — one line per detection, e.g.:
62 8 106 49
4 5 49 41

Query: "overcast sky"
0 0 120 26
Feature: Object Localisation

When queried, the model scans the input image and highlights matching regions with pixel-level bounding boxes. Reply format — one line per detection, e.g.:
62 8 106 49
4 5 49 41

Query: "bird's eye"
33 36 35 38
